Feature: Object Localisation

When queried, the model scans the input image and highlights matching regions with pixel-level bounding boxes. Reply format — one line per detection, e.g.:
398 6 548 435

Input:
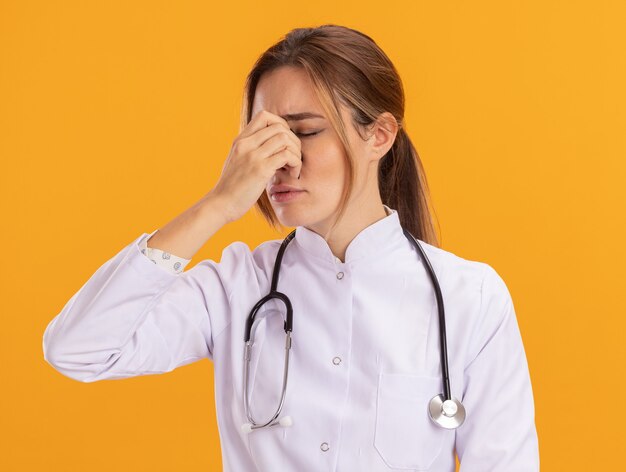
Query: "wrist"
199 191 235 225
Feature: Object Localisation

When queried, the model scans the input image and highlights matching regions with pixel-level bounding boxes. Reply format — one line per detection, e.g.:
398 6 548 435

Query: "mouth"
270 189 306 203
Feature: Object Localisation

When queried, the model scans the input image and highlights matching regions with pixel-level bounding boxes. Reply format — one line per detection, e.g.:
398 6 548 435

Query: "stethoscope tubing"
401 227 452 402
241 226 465 433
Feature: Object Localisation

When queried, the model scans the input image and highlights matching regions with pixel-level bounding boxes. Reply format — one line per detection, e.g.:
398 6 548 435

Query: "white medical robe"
42 206 539 471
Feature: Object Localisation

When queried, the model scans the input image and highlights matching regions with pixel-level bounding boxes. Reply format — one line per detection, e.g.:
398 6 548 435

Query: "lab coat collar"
294 204 404 264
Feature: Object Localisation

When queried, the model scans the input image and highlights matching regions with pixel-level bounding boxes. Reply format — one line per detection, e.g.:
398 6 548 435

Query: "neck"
304 201 389 263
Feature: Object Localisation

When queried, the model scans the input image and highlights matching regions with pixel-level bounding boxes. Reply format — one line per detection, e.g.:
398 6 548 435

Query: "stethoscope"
240 225 466 434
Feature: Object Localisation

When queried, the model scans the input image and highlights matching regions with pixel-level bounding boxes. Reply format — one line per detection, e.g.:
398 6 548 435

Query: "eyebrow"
280 112 326 122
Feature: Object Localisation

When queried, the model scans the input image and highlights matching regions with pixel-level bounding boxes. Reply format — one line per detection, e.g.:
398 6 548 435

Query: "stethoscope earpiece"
428 394 466 429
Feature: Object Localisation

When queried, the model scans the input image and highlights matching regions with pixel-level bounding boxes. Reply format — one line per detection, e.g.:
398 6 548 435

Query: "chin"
272 206 309 228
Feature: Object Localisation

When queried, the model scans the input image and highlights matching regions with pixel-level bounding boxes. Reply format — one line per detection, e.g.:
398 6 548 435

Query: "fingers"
250 122 301 157
237 110 302 160
254 130 301 168
268 146 302 181
239 110 291 140
238 110 303 180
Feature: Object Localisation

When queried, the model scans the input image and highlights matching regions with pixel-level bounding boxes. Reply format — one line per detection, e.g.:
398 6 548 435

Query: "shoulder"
196 236 284 270
414 239 512 310
209 237 283 284
252 237 283 256
414 239 492 286
415 241 518 361
186 239 281 297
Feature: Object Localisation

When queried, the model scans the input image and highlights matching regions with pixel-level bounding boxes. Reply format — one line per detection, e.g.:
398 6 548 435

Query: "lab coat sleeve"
42 229 255 383
138 231 191 275
455 264 540 471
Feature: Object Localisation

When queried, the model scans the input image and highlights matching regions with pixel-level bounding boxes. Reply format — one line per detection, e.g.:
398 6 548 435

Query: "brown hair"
239 24 441 247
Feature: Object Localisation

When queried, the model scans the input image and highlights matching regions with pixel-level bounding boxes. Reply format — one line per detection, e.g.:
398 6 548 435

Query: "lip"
269 184 305 196
270 190 305 203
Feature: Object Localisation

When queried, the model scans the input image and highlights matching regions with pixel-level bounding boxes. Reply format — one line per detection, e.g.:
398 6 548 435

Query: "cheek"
305 141 346 188
305 135 345 166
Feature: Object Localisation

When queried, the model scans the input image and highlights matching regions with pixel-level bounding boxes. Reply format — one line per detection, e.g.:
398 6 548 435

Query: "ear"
367 111 399 162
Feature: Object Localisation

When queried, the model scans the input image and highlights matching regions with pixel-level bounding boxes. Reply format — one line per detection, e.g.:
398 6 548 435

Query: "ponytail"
379 127 440 247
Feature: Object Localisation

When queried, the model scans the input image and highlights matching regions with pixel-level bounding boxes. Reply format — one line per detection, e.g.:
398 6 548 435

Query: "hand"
209 110 302 223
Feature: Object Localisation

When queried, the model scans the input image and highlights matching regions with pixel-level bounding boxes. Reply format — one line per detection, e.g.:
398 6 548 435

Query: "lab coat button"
332 356 342 365
336 271 344 279
320 442 330 452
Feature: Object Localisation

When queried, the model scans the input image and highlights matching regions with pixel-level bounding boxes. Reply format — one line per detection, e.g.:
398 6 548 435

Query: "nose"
298 155 304 179
278 155 304 179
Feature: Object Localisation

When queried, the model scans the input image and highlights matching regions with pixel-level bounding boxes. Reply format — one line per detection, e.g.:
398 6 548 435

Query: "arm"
41 193 241 382
145 191 234 260
42 107 305 383
456 264 540 471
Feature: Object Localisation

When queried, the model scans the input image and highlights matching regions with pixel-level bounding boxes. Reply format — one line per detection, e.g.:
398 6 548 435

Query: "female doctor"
43 24 539 471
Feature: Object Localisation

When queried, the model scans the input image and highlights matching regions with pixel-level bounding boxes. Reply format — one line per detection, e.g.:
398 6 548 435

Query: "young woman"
43 24 539 471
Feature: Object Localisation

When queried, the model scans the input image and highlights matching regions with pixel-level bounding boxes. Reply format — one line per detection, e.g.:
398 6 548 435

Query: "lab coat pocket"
374 373 446 471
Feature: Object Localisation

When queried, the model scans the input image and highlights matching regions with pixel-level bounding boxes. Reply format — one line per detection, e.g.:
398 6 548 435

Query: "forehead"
251 66 325 120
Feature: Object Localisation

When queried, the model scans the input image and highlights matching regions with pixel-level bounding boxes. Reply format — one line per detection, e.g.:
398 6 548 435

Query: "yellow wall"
2 1 624 470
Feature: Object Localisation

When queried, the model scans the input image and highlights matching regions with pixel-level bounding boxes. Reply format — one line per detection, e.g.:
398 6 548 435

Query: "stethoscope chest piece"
428 394 466 429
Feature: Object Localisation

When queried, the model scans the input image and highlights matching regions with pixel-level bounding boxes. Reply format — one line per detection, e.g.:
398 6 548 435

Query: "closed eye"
295 130 323 138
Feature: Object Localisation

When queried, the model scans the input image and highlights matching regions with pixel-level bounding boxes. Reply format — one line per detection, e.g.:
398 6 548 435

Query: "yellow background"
1 1 624 470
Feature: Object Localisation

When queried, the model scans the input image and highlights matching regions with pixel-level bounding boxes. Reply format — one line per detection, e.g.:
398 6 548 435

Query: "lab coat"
42 206 539 471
